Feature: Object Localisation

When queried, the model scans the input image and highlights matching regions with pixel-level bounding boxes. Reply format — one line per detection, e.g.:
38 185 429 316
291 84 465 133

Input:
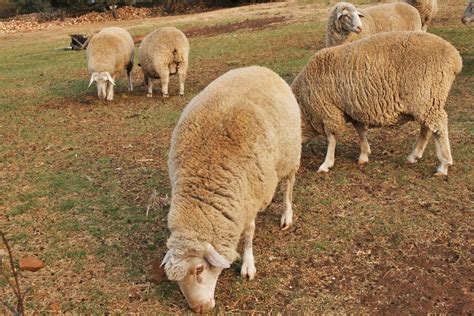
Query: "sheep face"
162 244 231 313
462 1 473 24
336 5 364 34
89 72 115 100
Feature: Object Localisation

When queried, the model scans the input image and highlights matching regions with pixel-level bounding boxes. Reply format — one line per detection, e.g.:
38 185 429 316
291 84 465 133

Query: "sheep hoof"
240 263 256 281
357 159 368 165
163 94 169 99
317 166 329 173
179 93 184 97
146 93 153 98
434 171 447 176
280 216 292 231
406 154 419 164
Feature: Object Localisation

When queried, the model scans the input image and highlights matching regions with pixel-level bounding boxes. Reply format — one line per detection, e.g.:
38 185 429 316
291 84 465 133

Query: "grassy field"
0 0 473 313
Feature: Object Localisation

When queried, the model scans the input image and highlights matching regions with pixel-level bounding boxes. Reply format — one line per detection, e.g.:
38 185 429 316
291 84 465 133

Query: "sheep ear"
204 244 231 269
106 73 116 86
336 12 343 19
357 11 365 17
160 250 172 267
88 73 96 88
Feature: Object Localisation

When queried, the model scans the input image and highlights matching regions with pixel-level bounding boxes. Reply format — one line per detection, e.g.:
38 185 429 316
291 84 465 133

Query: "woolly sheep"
138 27 189 98
292 31 462 176
162 66 301 312
402 0 437 30
462 0 473 24
86 27 134 101
326 2 422 47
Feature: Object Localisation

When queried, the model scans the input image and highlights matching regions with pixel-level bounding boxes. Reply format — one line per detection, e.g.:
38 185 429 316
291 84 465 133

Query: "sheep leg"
352 121 371 164
407 125 432 163
106 79 114 101
160 72 170 98
433 123 452 176
318 134 336 173
281 168 297 231
147 77 153 98
127 62 133 92
178 62 188 96
240 220 256 280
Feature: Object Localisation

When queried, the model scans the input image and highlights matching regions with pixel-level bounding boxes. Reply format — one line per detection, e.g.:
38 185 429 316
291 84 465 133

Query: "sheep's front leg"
407 125 432 163
240 220 256 280
146 77 153 98
281 168 297 230
106 79 114 101
127 62 133 92
352 121 371 164
318 134 336 173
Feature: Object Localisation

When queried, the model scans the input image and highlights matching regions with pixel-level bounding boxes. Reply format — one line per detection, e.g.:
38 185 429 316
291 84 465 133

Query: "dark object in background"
70 34 90 50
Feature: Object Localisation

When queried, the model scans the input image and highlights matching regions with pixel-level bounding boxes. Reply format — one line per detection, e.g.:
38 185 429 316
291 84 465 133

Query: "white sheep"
462 0 473 24
86 27 134 101
326 2 422 47
138 27 189 98
292 31 462 176
162 66 301 312
402 0 438 30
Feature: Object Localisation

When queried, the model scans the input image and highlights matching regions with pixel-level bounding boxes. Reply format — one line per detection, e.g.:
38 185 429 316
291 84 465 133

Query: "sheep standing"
86 27 134 101
462 0 473 24
403 0 437 30
326 2 422 47
162 66 301 312
138 27 189 98
292 31 462 175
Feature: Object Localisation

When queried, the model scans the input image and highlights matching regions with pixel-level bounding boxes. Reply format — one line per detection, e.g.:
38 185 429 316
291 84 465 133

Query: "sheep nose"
461 17 468 24
355 26 362 33
192 298 215 313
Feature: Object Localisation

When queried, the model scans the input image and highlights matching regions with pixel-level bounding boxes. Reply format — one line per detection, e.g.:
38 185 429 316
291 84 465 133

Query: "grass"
0 0 473 314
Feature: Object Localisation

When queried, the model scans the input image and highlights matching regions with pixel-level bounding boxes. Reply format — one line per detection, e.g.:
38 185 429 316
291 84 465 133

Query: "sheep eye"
195 265 204 275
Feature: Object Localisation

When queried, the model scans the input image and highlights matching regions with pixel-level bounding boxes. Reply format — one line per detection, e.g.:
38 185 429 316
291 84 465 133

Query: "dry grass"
0 0 473 313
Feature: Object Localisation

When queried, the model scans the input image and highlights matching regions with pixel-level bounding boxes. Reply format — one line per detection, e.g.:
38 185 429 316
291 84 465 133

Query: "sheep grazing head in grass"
88 72 115 100
161 243 231 313
462 1 473 24
330 2 365 35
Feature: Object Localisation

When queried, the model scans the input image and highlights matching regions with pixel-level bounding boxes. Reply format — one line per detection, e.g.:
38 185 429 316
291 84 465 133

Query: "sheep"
462 0 473 24
161 66 301 313
402 0 437 30
138 27 189 98
292 31 462 176
86 27 134 101
326 2 422 47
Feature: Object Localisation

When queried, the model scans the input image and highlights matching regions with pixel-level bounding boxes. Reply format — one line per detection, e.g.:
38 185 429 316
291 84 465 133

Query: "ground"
0 0 473 313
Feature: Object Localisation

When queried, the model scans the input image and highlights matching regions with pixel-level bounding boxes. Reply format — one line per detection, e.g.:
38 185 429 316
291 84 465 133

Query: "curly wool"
86 27 134 76
166 66 301 272
326 2 422 47
293 31 462 138
402 0 437 30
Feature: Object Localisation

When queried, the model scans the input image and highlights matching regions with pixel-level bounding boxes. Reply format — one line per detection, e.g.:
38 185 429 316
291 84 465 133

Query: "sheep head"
89 72 115 100
161 243 231 313
333 2 364 34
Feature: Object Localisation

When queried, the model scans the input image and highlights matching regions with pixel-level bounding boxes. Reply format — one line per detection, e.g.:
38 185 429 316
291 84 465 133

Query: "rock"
19 256 44 272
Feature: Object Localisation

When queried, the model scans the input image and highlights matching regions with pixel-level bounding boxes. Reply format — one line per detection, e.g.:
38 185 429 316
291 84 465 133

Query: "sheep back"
138 27 189 78
293 31 462 136
167 66 301 262
86 27 134 76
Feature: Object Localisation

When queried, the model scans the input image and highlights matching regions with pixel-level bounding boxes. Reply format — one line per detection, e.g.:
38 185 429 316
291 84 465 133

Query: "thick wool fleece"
138 27 189 78
166 66 301 270
326 2 422 47
293 31 462 138
86 27 134 76
403 0 437 30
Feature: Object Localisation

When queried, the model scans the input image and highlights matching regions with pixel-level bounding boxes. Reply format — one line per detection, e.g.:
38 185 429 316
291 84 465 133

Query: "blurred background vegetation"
0 0 277 18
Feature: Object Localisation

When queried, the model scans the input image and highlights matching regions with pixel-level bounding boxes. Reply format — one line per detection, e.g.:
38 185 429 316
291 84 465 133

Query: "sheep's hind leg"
158 67 170 98
407 124 432 163
178 62 188 96
146 77 153 98
433 123 452 176
281 168 297 230
318 134 336 173
127 62 133 92
353 121 371 164
240 220 256 280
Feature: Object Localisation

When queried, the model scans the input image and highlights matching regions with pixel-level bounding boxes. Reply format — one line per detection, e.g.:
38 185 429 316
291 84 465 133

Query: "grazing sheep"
87 27 134 101
292 31 462 176
462 1 473 24
138 27 189 98
326 2 422 47
162 66 301 312
402 0 437 30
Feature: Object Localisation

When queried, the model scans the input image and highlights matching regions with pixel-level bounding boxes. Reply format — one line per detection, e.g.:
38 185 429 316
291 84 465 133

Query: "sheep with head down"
462 0 473 24
162 66 301 313
292 31 462 176
326 2 422 47
86 27 134 101
402 0 438 30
